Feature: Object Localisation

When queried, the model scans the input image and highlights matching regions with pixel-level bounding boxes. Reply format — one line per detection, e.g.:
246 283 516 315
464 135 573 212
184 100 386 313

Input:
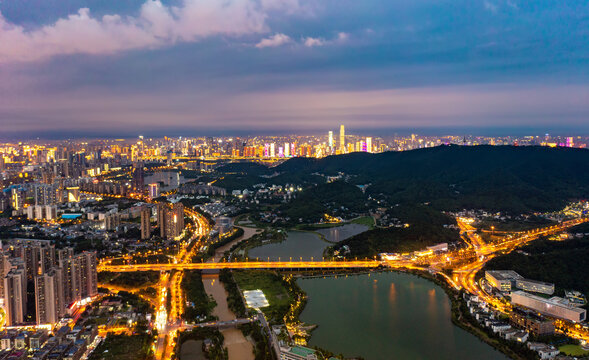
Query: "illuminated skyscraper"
284 143 290 157
270 143 276 157
339 125 345 153
366 137 373 153
328 131 334 148
159 203 184 239
148 183 160 199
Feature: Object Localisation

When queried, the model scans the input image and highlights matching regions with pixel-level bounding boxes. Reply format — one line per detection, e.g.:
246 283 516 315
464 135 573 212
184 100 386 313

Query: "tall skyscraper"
328 131 334 148
270 143 276 157
158 202 185 239
157 203 167 238
57 247 76 307
4 268 27 326
132 162 145 193
75 252 98 299
148 183 160 199
140 206 151 240
366 137 373 153
35 268 63 325
339 125 345 153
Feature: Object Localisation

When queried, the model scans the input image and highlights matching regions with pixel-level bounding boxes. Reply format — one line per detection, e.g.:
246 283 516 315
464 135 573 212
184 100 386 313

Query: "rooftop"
487 270 524 281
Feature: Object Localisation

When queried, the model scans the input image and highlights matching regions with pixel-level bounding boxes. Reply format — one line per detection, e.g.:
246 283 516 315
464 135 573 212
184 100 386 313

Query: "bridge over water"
99 260 388 272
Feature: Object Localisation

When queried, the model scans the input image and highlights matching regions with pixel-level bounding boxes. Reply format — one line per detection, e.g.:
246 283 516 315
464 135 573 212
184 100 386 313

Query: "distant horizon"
2 126 589 142
2 1 589 136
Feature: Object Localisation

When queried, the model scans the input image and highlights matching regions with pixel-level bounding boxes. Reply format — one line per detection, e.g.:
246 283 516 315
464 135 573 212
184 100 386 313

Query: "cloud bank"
0 0 303 63
255 33 291 48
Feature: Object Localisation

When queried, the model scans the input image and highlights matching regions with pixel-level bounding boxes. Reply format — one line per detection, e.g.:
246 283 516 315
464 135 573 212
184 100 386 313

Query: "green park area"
559 344 589 357
233 270 292 323
350 216 375 228
89 334 154 360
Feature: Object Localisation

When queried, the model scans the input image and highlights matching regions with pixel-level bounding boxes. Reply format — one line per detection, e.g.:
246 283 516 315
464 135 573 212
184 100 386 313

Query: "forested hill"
276 145 589 213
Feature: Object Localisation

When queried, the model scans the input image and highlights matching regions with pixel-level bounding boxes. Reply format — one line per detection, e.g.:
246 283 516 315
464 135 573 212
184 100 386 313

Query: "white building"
512 291 586 323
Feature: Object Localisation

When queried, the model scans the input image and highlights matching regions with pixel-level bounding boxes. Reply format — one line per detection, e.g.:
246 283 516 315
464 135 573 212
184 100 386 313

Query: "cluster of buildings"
0 239 98 326
485 270 586 323
0 324 98 360
465 294 565 359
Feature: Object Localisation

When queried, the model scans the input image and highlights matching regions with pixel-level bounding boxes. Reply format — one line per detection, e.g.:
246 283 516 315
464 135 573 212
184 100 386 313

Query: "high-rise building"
34 184 57 205
284 143 290 157
339 125 345 153
366 137 373 153
328 131 334 148
157 203 167 238
4 268 27 326
35 268 64 325
157 202 184 239
148 183 160 199
104 213 121 231
270 143 276 157
132 162 145 193
57 247 77 307
140 206 151 240
10 188 23 210
75 252 98 299
165 203 184 239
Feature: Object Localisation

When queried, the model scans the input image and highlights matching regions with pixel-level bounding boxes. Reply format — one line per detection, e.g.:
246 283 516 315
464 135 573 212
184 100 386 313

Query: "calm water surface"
248 231 326 261
316 223 369 242
249 224 368 261
298 272 507 360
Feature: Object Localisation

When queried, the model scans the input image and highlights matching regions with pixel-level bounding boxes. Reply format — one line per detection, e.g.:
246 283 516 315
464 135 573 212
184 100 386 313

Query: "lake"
298 272 507 360
248 224 369 261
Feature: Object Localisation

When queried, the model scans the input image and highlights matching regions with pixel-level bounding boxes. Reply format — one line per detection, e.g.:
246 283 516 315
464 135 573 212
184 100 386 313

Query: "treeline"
219 269 247 317
206 227 245 257
239 322 273 360
276 145 589 214
181 270 216 321
332 205 459 256
280 180 368 223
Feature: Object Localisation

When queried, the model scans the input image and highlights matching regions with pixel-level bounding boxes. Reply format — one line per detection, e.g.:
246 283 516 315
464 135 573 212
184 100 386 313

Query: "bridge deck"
99 261 385 272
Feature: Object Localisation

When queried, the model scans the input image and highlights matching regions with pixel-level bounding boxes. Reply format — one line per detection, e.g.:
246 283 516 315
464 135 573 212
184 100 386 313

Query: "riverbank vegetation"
219 269 247 317
205 227 244 258
239 322 274 360
181 270 217 322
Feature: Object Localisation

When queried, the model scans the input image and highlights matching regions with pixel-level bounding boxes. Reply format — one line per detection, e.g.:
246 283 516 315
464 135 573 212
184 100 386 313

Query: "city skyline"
1 1 589 137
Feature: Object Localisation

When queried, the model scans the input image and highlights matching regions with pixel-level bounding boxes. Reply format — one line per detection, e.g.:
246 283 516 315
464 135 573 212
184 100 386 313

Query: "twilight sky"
1 0 588 138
